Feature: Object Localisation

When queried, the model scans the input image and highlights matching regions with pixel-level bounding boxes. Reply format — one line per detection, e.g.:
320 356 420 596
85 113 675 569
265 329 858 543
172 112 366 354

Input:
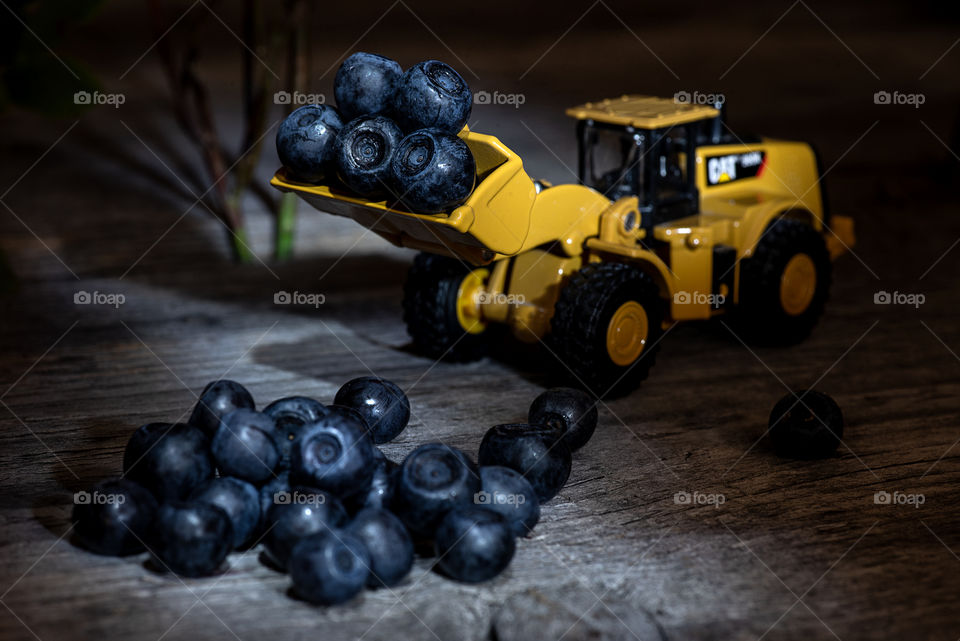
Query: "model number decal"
706 151 765 186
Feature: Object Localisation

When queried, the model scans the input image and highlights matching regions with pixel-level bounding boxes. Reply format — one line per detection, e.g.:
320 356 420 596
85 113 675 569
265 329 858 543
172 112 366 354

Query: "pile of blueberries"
71 379 598 605
276 52 476 215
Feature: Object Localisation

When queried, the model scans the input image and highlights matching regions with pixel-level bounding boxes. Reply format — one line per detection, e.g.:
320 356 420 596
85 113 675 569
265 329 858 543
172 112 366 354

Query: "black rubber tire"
549 263 664 398
402 253 487 362
736 218 832 345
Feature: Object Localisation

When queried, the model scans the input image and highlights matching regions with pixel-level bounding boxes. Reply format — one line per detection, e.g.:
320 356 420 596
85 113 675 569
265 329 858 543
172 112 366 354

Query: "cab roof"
565 94 720 129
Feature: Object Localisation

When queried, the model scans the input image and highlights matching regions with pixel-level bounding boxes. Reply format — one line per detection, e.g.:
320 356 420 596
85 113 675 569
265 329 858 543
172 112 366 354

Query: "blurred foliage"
0 0 104 116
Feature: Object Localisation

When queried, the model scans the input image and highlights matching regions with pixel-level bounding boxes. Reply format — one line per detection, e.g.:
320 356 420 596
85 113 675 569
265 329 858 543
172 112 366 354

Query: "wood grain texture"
2 2 959 640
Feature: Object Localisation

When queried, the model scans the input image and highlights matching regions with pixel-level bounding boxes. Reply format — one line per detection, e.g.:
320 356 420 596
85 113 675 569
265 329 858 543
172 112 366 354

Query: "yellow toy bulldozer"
271 95 855 396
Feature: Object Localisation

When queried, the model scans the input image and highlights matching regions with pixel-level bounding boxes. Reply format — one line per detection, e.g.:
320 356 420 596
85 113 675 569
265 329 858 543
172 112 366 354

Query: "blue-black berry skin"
258 470 290 523
434 506 515 583
123 422 215 501
189 477 261 549
150 502 233 577
348 448 398 513
212 409 281 485
346 508 414 587
392 60 472 134
334 52 403 121
336 115 404 199
72 478 157 556
392 443 481 539
528 387 598 452
333 376 410 444
276 104 344 183
263 488 347 570
769 390 844 459
263 396 329 470
477 423 571 502
289 531 371 605
290 413 376 498
189 380 255 438
390 128 475 214
476 466 540 537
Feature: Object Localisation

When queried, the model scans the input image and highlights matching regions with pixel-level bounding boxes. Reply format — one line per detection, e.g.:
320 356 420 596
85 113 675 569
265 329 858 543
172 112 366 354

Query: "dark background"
1 1 958 640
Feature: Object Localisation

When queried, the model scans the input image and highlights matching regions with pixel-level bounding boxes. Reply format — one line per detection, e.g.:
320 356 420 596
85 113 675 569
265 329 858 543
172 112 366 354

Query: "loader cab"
567 95 721 231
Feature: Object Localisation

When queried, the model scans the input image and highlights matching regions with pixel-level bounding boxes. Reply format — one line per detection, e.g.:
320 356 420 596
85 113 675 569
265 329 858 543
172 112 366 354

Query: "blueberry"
478 424 571 502
259 470 290 522
212 409 281 484
263 396 329 471
189 477 261 549
528 388 598 452
335 115 404 199
349 448 398 513
150 502 233 577
326 404 369 429
334 52 403 121
72 478 157 556
392 443 480 539
290 413 376 498
123 422 214 501
346 508 414 587
476 466 540 537
390 128 475 214
434 506 515 583
769 390 844 459
392 60 472 134
263 487 347 569
189 379 255 438
334 376 410 444
276 104 344 183
289 531 371 605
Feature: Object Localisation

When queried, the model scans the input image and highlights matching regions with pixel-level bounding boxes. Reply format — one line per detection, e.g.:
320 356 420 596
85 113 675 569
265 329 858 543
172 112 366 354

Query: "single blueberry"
333 376 410 444
212 409 281 485
263 487 347 570
289 530 371 605
123 422 214 501
259 470 290 523
189 380 255 438
528 387 599 452
390 128 475 214
72 478 157 556
263 396 329 471
348 448 398 513
346 508 414 587
434 506 515 583
392 443 480 539
189 477 261 549
769 390 844 459
476 466 540 537
290 413 376 498
478 423 571 502
149 501 233 577
392 60 472 134
276 104 344 183
334 52 403 121
335 115 404 199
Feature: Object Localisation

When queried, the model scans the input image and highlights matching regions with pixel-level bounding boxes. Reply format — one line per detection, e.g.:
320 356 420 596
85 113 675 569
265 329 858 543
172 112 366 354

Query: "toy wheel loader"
271 95 855 397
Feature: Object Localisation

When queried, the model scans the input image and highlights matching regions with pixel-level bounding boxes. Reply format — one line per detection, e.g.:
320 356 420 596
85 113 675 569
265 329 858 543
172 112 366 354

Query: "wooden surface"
2 2 960 640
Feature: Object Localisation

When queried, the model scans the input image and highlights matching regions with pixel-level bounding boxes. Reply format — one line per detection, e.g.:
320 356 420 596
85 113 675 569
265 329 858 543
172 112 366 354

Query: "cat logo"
706 151 766 186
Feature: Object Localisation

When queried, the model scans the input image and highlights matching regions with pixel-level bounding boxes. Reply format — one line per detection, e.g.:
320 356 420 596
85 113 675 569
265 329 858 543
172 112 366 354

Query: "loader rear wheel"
737 218 831 345
402 253 488 362
550 263 664 398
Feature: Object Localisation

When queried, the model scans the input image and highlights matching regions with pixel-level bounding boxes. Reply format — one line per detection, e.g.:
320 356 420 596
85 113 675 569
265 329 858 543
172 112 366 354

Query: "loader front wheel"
402 253 488 362
550 263 664 398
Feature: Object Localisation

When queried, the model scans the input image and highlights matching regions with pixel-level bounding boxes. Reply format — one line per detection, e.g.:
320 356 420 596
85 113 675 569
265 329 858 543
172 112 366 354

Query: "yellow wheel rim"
780 253 817 316
455 268 489 335
605 301 649 367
